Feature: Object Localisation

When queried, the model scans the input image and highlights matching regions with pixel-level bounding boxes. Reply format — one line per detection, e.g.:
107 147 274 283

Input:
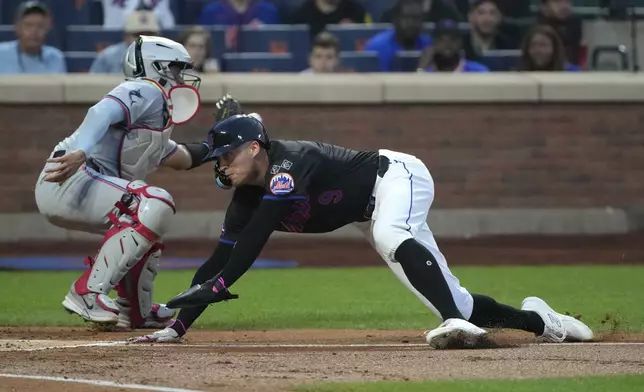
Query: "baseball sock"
468 294 545 335
394 238 464 320
170 242 234 336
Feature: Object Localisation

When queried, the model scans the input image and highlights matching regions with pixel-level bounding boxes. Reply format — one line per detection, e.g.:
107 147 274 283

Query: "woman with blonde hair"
178 26 220 73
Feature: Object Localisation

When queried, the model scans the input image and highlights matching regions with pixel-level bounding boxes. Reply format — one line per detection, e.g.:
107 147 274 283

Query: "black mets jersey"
213 140 379 287
221 140 379 241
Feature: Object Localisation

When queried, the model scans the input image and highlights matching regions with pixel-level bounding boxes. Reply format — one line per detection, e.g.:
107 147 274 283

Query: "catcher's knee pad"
75 181 175 297
127 180 176 236
371 220 413 263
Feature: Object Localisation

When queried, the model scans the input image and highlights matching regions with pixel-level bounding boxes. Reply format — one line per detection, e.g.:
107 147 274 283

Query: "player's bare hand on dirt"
44 150 86 183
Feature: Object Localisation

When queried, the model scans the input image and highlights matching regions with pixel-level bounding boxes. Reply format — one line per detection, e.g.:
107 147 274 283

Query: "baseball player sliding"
34 35 223 330
132 99 594 349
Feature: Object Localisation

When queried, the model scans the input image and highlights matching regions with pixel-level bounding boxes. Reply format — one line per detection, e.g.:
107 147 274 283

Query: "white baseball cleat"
521 296 593 342
62 286 119 325
128 327 182 344
424 318 488 349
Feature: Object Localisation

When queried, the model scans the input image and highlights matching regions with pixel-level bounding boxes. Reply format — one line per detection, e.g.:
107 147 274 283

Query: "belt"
363 155 390 220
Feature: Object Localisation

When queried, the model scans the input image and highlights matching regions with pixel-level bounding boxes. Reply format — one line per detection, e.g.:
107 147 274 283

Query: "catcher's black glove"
214 94 243 123
166 276 238 309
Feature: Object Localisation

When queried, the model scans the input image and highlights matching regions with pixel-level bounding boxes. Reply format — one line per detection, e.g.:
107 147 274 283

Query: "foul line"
0 373 202 392
35 341 644 349
144 342 644 348
5 340 644 352
11 341 124 352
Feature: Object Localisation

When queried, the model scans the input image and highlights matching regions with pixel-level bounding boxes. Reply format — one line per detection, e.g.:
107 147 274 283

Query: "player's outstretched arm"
160 142 209 171
159 94 244 171
160 94 261 171
166 199 293 309
128 240 235 343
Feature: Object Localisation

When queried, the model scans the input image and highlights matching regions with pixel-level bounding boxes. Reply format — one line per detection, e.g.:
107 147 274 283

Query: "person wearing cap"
89 10 161 74
0 1 65 74
418 19 489 72
463 0 514 64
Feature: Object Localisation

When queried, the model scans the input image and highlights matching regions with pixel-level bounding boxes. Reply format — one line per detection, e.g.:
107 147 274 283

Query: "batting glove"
166 276 238 309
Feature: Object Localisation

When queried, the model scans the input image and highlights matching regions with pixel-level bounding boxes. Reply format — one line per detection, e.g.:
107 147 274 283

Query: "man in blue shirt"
420 19 490 72
199 0 279 26
0 1 65 74
363 0 431 71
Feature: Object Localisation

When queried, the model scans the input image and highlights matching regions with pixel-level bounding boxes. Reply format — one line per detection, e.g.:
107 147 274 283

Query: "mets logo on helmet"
269 173 295 195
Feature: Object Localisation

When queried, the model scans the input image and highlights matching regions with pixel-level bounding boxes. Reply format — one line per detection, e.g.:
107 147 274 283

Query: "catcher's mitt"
214 94 243 122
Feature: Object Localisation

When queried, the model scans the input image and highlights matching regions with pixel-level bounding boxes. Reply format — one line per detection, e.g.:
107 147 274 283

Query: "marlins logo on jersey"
129 89 143 105
269 173 294 195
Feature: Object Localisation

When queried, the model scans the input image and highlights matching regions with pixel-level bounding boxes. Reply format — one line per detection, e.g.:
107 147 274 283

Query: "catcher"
34 35 239 330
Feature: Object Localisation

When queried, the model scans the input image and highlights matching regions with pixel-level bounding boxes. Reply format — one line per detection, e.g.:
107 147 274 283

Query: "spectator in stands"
463 0 514 63
199 0 279 26
364 0 431 71
301 32 340 73
518 25 580 72
101 0 175 29
419 19 489 72
0 1 65 74
89 10 160 74
178 26 220 73
290 0 372 40
537 0 582 66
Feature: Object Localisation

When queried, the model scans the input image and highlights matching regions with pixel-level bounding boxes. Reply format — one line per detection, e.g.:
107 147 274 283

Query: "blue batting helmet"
204 114 269 162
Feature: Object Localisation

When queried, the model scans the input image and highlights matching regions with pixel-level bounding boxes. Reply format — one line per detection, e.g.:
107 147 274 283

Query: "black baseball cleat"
166 281 238 309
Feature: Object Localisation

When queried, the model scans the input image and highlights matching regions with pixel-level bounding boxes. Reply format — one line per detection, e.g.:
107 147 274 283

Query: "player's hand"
166 276 238 309
44 150 86 183
214 94 243 123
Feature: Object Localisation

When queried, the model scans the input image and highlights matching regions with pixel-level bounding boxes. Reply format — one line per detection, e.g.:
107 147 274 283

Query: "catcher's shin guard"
64 181 175 324
115 247 175 329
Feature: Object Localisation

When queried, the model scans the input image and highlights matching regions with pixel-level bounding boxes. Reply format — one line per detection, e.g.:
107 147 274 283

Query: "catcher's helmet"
204 114 269 162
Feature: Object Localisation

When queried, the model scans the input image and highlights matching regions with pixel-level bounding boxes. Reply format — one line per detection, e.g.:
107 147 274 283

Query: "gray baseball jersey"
56 79 178 181
36 78 179 232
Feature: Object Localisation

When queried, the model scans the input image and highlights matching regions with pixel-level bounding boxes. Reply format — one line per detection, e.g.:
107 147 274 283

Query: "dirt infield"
0 327 643 392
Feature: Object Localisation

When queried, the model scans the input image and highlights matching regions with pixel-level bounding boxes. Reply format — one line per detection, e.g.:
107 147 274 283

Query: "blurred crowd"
0 0 595 74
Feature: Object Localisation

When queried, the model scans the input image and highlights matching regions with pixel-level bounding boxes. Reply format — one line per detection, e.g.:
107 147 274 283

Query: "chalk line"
0 373 202 392
145 342 644 348
4 340 644 352
8 341 124 352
